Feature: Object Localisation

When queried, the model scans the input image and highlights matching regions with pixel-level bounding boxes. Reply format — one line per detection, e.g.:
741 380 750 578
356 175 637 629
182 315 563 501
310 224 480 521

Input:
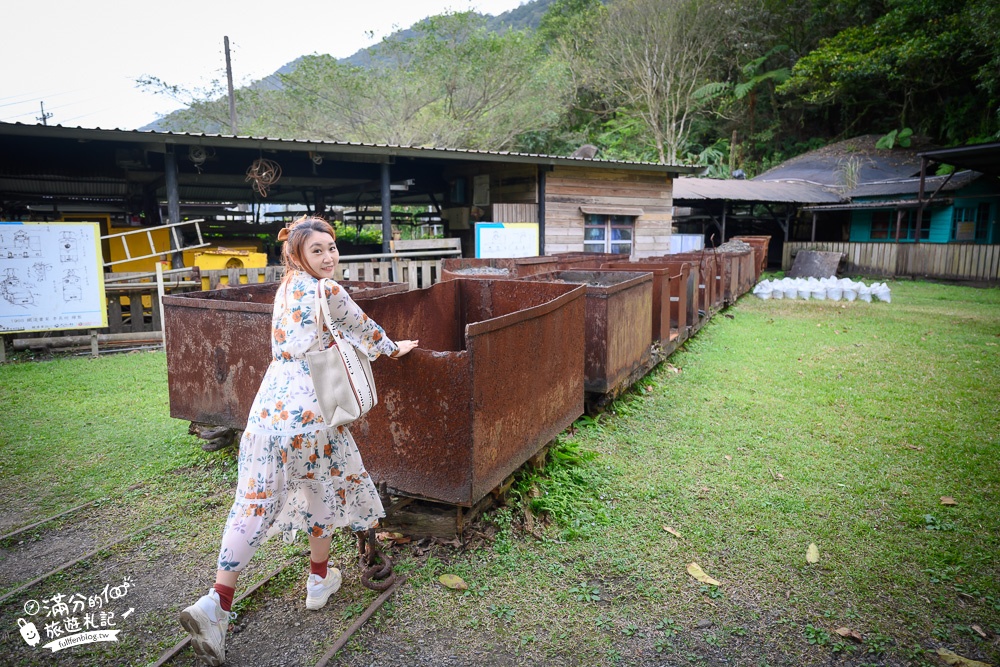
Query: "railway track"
0 491 406 667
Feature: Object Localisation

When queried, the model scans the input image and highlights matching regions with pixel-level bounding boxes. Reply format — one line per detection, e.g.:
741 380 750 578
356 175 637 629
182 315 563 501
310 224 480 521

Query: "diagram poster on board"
475 222 539 258
0 221 107 333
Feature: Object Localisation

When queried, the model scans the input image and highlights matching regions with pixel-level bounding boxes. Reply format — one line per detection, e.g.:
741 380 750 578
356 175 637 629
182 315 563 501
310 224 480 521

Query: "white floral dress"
216 272 398 572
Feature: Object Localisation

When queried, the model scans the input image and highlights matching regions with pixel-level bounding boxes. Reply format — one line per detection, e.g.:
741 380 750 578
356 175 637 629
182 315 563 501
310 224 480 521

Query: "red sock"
213 583 235 613
310 558 329 579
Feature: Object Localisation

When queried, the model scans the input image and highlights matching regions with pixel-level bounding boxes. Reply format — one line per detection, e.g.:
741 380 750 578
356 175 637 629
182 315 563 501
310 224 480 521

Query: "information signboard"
474 222 539 258
0 221 107 333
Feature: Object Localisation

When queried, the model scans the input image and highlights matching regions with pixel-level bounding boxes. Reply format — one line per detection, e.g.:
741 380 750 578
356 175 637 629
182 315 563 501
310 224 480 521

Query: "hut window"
952 203 991 242
584 214 634 255
872 209 930 241
870 210 891 240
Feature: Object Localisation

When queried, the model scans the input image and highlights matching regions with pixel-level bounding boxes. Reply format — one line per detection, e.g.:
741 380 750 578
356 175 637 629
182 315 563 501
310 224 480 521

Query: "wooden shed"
0 122 701 261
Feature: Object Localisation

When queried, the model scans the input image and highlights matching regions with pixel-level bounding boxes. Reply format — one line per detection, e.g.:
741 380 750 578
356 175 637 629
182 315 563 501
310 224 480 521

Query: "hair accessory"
277 227 291 242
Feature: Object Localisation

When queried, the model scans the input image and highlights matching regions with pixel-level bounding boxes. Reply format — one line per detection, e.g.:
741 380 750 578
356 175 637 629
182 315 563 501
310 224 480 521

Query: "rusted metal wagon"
732 235 772 281
602 260 695 342
163 281 407 436
521 270 653 403
347 278 586 506
164 278 587 508
440 255 601 282
662 251 720 317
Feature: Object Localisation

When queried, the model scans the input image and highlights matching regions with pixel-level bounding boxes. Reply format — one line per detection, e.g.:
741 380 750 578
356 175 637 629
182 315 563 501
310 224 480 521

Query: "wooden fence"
15 257 447 343
783 242 1000 282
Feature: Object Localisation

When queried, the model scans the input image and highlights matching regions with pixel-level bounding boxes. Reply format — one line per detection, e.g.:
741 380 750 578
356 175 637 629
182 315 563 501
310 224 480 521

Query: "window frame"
583 214 635 256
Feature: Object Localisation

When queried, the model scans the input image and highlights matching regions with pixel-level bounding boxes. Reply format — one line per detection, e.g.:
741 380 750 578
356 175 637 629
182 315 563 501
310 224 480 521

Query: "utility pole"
37 102 52 125
224 36 237 135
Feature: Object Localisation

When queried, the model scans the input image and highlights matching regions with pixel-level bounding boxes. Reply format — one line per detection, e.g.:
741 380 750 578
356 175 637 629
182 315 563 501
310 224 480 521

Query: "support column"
721 203 727 244
381 162 392 254
164 145 183 269
811 213 817 242
914 157 927 243
538 167 547 256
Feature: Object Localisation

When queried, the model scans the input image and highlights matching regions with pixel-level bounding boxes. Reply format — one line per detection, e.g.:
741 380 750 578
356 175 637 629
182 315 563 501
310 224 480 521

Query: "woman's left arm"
323 282 398 360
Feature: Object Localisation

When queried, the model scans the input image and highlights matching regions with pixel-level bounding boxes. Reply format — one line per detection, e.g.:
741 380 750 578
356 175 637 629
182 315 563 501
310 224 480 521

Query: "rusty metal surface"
732 235 771 281
670 252 721 313
163 281 408 431
440 254 617 282
523 271 652 395
440 257 563 281
616 259 700 331
348 279 586 506
595 263 675 343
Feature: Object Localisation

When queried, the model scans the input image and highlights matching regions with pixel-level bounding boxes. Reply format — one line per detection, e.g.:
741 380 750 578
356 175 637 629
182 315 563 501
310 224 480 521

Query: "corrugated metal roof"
846 170 981 198
0 122 703 174
920 141 1000 177
674 177 842 203
752 134 934 185
802 198 953 212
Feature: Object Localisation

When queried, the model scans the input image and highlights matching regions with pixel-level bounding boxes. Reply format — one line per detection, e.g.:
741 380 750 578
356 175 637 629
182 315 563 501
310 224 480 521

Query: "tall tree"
586 0 726 164
147 12 571 151
777 0 999 143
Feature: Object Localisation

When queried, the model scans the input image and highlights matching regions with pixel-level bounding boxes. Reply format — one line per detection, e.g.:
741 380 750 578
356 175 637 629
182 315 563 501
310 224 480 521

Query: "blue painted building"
845 171 999 244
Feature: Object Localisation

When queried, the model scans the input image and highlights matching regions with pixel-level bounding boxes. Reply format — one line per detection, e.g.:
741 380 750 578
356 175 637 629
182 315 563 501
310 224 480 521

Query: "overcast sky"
2 0 530 131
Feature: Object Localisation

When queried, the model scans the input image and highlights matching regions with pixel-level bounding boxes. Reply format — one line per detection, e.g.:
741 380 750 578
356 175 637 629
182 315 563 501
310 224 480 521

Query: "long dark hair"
278 216 336 282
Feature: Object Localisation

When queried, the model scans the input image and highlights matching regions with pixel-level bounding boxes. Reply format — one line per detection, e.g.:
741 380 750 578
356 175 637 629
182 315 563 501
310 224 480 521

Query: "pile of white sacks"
753 276 891 303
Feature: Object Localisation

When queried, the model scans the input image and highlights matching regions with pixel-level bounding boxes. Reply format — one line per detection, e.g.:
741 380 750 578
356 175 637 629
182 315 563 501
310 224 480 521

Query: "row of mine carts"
163 237 769 510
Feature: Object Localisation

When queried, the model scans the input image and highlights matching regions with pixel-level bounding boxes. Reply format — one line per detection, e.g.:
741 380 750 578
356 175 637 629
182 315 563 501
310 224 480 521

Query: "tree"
777 0 999 143
586 0 726 164
145 12 572 151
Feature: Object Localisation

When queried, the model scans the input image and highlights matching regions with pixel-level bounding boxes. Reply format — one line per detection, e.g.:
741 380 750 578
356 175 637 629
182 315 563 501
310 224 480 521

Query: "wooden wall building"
0 122 700 262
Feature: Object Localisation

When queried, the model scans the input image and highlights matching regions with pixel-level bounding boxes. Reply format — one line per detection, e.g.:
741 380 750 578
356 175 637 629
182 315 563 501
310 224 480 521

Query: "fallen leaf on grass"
725 455 732 461
971 624 988 639
769 469 785 481
663 526 682 538
438 574 468 590
433 536 463 549
903 443 924 451
377 531 410 544
940 496 957 506
834 627 863 642
687 562 720 586
935 647 993 667
806 543 820 564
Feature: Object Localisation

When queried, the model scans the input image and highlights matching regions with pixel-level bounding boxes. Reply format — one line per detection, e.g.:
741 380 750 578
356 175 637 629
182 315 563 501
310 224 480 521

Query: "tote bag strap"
313 278 340 354
312 279 374 413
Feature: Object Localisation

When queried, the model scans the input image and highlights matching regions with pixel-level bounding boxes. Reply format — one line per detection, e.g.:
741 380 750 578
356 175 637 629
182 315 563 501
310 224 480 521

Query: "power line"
37 102 53 125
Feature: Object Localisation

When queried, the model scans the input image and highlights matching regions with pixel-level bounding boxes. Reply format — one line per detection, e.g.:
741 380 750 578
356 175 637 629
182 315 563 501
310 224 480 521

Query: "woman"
179 217 418 666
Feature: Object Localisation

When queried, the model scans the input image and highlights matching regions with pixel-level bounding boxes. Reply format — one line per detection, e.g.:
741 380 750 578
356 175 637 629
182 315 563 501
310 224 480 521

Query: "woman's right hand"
390 340 419 358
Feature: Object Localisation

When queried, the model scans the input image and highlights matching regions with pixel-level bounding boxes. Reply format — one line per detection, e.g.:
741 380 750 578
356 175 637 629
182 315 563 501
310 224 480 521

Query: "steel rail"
0 517 169 606
314 574 407 667
0 497 108 543
149 556 303 667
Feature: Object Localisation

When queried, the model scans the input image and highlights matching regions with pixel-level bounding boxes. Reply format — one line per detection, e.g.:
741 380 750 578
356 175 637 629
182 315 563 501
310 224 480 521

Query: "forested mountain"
143 0 999 177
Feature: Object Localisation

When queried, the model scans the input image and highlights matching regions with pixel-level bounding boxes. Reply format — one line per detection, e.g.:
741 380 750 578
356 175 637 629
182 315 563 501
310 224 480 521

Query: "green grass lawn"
0 278 997 665
0 350 223 527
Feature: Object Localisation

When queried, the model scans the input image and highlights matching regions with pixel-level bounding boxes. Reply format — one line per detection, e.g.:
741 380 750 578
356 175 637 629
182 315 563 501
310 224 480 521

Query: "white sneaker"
305 568 342 610
179 589 230 666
